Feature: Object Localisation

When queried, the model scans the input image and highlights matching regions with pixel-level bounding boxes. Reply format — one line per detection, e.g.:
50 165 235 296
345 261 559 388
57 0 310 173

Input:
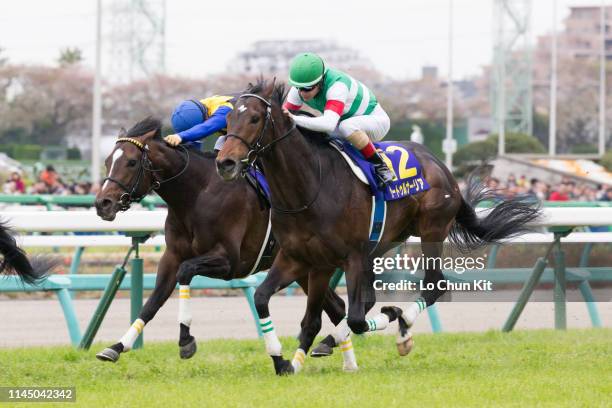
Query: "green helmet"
288 53 327 88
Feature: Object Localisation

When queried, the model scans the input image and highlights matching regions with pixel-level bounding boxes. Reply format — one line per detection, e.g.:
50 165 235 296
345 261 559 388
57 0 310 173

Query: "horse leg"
175 252 231 359
96 251 180 362
288 270 333 374
311 288 347 357
254 250 307 376
344 251 393 336
383 226 448 356
299 277 359 371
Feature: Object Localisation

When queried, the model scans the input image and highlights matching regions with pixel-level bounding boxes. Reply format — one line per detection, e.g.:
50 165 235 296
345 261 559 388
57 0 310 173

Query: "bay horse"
93 117 353 367
215 79 541 375
0 221 54 284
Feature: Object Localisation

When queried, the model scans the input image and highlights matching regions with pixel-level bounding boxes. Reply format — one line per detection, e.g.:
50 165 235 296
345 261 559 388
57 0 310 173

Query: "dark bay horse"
0 221 54 284
94 117 350 365
215 79 540 375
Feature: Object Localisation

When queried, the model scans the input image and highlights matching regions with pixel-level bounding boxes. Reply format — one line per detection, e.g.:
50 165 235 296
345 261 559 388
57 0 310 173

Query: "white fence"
4 208 612 246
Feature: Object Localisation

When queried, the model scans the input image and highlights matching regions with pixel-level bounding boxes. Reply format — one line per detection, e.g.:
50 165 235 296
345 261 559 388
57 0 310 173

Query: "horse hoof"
272 356 295 376
179 338 197 359
310 343 333 358
396 334 414 357
96 348 120 363
343 363 359 372
277 362 294 376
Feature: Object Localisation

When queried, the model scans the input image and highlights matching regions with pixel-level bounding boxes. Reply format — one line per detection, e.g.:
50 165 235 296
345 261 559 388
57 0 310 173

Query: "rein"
102 137 190 210
224 93 322 214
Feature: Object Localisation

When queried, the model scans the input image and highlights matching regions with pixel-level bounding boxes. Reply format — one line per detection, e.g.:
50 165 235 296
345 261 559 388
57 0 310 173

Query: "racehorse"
94 117 354 367
0 220 54 284
215 79 541 375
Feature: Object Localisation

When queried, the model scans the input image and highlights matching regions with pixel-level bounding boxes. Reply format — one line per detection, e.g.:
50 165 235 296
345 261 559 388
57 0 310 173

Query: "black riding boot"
367 151 397 187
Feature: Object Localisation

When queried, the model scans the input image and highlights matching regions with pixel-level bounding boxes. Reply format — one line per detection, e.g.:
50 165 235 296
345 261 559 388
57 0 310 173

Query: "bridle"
224 93 322 214
224 93 295 166
102 137 190 211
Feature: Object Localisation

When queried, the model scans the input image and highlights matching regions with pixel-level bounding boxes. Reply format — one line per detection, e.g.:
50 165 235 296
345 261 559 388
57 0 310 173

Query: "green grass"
1 329 611 407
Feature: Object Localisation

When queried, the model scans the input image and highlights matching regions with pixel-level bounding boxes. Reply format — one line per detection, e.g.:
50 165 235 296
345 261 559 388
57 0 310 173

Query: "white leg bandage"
119 318 145 351
402 297 427 327
291 348 306 373
259 317 282 356
332 318 351 345
178 285 192 327
332 318 358 371
339 337 358 372
366 313 390 332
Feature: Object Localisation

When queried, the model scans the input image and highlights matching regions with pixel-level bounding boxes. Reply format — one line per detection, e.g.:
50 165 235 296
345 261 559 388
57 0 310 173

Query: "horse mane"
244 78 332 148
244 77 286 107
189 148 217 159
126 116 162 139
125 116 217 159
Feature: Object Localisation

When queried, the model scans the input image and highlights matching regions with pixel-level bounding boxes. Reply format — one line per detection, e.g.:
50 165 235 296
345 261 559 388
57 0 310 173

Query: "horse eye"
127 159 138 167
250 115 260 124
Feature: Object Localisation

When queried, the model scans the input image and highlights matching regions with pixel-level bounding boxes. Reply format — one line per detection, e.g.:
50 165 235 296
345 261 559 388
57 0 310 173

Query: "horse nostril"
217 159 237 173
95 198 113 211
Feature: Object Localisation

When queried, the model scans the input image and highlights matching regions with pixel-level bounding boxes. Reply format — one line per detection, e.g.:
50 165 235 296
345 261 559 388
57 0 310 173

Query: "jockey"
282 52 397 187
164 95 235 151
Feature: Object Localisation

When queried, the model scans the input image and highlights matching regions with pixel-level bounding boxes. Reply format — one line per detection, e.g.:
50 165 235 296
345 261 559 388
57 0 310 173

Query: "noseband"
102 137 190 211
224 93 322 214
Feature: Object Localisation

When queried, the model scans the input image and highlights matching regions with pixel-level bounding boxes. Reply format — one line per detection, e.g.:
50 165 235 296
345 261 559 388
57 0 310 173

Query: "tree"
600 150 612 172
454 133 546 169
0 65 93 145
488 133 547 154
101 73 257 132
58 47 83 67
532 109 549 148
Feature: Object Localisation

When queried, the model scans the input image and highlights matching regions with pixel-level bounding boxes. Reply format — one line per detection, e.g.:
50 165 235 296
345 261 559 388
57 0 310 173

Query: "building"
564 6 612 60
534 5 612 86
226 39 379 79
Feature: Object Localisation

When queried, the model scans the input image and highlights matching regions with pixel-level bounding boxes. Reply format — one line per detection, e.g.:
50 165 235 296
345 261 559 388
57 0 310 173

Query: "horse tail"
448 172 541 253
0 220 56 284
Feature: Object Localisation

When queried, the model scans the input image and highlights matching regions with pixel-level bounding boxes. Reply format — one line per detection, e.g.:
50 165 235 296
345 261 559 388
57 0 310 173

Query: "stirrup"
374 165 396 187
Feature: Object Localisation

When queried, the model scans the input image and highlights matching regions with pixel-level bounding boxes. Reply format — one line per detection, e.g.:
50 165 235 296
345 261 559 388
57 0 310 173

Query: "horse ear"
141 129 157 141
118 127 127 138
263 78 276 98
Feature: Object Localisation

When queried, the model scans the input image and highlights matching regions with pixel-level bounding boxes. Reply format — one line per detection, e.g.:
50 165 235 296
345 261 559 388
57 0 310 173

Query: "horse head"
216 78 289 181
95 117 164 221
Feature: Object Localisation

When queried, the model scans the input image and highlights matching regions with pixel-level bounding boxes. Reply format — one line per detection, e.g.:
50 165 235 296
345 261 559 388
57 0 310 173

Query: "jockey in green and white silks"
282 52 397 187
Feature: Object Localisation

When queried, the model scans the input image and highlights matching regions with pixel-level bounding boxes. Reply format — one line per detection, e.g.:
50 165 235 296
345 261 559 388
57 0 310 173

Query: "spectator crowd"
481 173 612 202
2 165 98 195
2 165 612 203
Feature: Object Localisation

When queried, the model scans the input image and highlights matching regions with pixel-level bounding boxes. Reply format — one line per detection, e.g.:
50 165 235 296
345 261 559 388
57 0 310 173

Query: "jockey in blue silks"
164 95 236 150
